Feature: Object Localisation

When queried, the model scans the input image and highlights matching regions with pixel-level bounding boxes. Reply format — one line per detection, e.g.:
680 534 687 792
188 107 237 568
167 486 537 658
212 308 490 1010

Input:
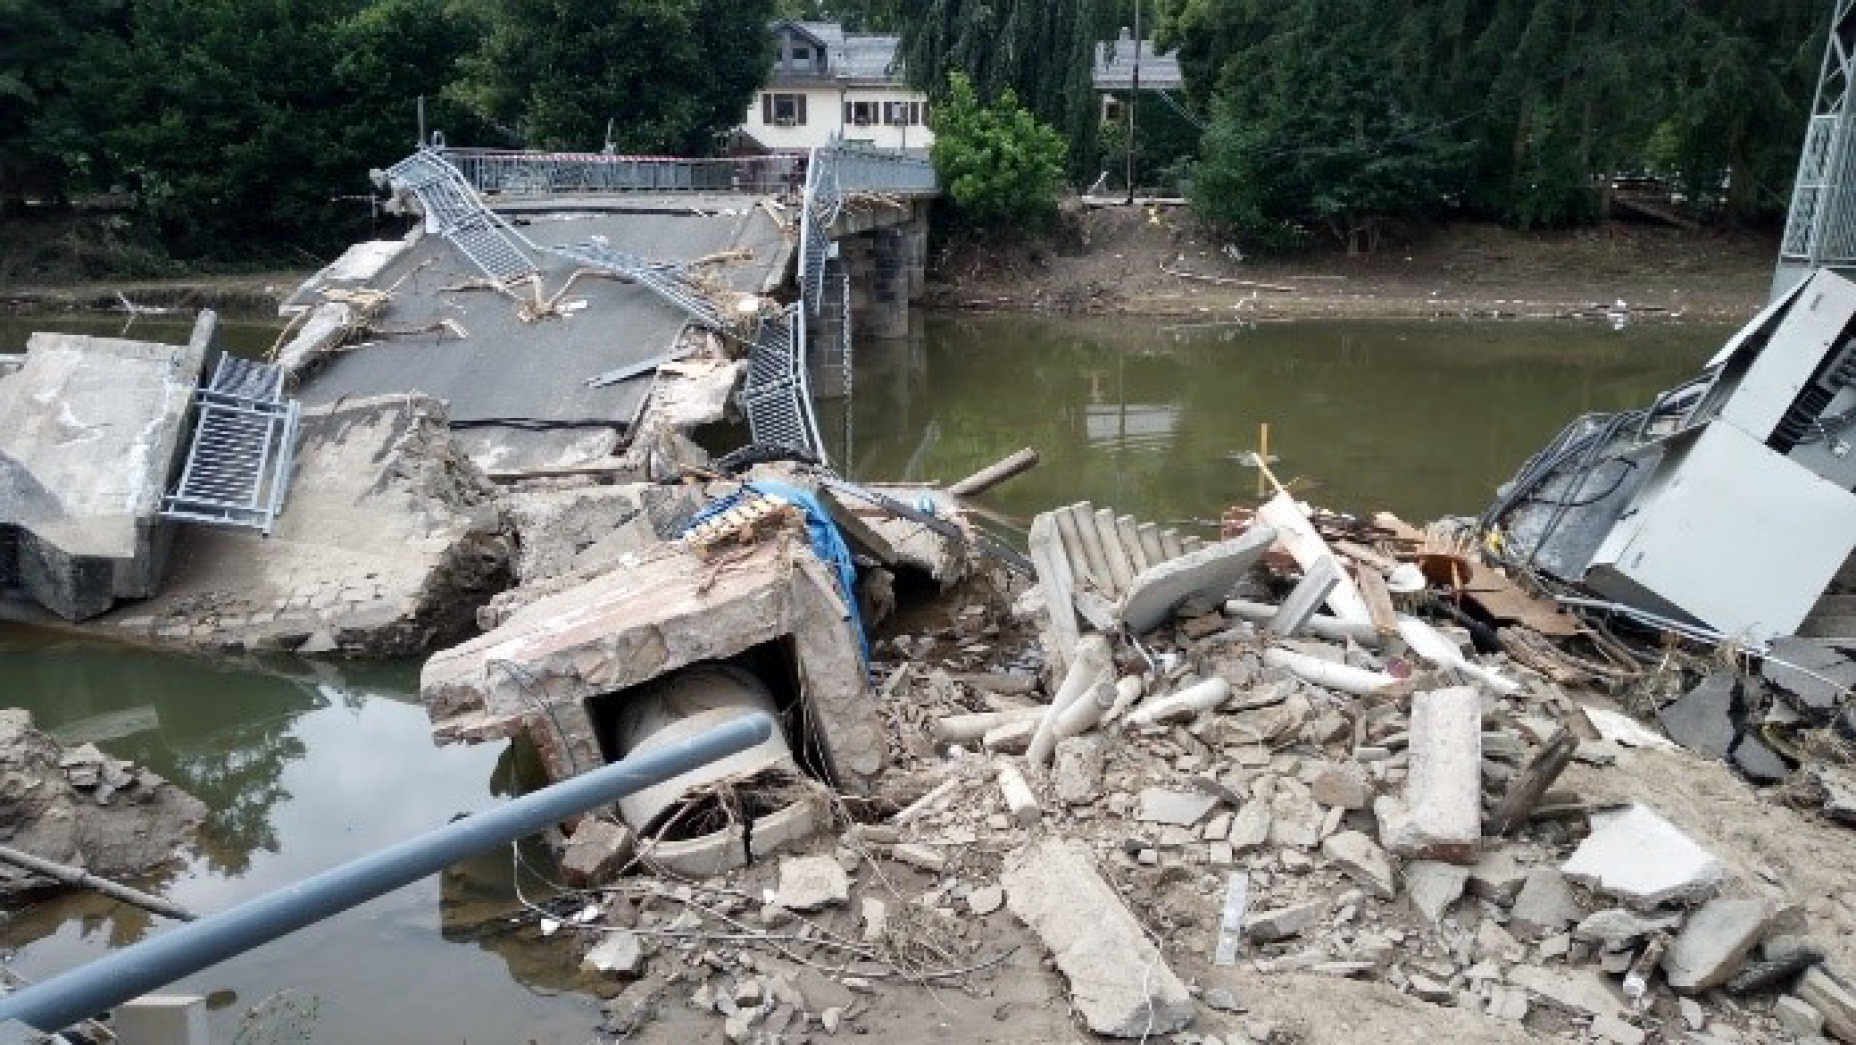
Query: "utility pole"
1125 0 1141 205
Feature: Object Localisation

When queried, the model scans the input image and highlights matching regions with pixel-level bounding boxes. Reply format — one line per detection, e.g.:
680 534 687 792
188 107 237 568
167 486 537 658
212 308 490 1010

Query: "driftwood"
1159 265 1295 293
1486 726 1579 836
0 844 197 921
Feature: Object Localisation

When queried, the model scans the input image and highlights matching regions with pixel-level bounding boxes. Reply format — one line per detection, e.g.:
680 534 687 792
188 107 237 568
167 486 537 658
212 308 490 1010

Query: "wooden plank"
1352 564 1402 639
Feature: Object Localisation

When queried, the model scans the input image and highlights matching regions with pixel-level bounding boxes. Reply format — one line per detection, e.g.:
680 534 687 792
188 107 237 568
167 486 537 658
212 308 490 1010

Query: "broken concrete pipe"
609 663 800 838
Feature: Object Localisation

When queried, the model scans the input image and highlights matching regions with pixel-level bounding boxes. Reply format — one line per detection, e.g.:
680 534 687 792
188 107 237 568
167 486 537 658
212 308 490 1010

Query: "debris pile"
452 459 1856 1044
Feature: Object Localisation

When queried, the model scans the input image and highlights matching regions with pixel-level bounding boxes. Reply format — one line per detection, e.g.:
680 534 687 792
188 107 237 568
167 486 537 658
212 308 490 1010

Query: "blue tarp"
684 479 870 669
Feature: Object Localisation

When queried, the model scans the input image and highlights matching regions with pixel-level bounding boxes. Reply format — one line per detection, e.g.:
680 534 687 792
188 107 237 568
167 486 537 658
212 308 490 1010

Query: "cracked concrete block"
1003 838 1195 1037
1562 804 1723 909
1381 687 1482 864
1116 525 1277 634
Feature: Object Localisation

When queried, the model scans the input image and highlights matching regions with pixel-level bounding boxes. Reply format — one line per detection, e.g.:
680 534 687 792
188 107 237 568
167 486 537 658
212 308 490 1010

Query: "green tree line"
2 0 777 259
1159 0 1828 249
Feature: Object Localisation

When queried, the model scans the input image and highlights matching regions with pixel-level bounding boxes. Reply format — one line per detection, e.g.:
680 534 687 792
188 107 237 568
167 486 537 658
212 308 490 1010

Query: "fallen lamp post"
0 713 774 1034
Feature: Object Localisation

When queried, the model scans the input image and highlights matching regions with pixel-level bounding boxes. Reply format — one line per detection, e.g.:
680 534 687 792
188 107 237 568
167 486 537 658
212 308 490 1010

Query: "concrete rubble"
387 469 1856 1045
12 291 1856 1043
0 709 205 902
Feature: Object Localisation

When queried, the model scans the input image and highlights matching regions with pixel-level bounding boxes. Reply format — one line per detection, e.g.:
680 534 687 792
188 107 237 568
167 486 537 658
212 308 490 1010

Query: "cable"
449 417 628 432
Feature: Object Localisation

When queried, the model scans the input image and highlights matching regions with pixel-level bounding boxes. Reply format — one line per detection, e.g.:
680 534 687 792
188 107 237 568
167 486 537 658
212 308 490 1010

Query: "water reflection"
0 313 285 357
0 627 597 1041
849 315 1728 529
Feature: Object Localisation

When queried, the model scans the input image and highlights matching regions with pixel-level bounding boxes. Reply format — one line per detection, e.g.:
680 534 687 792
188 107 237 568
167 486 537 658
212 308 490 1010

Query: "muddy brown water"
0 311 1725 1040
0 313 282 357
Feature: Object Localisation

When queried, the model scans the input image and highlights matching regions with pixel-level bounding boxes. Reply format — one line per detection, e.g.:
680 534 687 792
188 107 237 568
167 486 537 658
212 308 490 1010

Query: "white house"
737 21 933 154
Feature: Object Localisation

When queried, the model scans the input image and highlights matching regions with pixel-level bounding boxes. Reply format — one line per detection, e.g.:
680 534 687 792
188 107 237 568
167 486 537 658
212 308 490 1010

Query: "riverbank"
926 207 1779 323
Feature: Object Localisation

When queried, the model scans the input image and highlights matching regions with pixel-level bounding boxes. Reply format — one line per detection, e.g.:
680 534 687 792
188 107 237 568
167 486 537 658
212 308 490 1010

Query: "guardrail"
0 714 774 1034
435 145 937 200
439 149 807 196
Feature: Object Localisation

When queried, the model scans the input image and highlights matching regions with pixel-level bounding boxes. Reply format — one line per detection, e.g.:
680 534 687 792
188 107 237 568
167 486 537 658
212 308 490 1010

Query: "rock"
1509 867 1582 936
1244 900 1325 943
582 931 646 977
1203 987 1243 1012
1380 688 1482 864
1322 831 1397 900
1574 909 1683 949
1507 964 1626 1019
1486 985 1529 1022
893 843 947 873
821 1006 843 1033
1228 802 1272 853
1658 673 1739 759
1591 1012 1646 1045
1764 637 1856 720
997 761 1042 827
1679 997 1706 1030
969 885 1005 916
1308 762 1372 810
559 818 635 887
1778 995 1828 1038
1052 736 1106 805
1662 897 1778 992
1408 974 1453 1003
775 856 851 912
1468 850 1528 904
1811 765 1856 825
861 897 889 942
1003 838 1196 1037
1731 733 1792 783
1404 861 1470 924
1797 967 1856 1043
1561 804 1724 908
1138 787 1219 827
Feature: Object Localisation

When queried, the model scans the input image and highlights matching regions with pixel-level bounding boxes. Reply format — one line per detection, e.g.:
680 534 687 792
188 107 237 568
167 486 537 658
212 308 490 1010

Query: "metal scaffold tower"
1777 0 1856 298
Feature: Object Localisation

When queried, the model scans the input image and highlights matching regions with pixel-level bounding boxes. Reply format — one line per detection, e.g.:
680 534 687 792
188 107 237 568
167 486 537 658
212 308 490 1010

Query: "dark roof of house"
768 20 906 87
1092 30 1184 91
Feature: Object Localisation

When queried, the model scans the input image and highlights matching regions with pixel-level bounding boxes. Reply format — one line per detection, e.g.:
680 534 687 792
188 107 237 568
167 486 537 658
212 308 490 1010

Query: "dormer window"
791 45 812 70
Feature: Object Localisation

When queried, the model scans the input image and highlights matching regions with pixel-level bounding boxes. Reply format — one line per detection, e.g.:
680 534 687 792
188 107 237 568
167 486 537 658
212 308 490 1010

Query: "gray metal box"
1585 421 1856 641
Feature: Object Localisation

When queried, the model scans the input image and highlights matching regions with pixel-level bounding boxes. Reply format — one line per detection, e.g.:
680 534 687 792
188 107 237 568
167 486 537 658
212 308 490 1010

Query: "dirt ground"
927 206 1779 323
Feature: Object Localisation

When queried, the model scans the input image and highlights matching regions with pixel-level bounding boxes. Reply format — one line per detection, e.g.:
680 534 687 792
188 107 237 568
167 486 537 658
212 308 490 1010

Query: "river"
0 311 1726 1040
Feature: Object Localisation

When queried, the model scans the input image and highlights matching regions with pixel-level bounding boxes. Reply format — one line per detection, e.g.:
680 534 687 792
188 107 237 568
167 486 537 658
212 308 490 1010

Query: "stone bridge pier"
808 199 929 400
836 199 929 340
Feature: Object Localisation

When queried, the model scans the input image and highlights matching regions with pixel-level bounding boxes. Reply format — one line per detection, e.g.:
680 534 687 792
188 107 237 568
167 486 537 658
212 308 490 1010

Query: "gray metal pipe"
0 713 774 1033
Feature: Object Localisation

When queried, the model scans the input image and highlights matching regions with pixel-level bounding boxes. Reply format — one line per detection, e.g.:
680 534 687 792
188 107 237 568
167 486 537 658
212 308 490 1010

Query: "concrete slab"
1562 803 1724 908
0 330 207 619
1003 838 1196 1037
94 394 508 655
421 534 883 794
297 205 791 472
1116 524 1277 634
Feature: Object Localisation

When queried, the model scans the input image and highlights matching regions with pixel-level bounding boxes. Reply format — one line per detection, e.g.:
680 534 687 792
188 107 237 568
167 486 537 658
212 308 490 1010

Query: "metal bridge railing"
439 149 807 197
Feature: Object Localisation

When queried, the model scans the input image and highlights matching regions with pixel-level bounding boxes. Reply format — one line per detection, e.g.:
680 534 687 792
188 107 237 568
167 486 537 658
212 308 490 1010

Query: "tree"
1160 0 1827 236
0 0 125 214
64 0 484 257
463 0 774 154
930 71 1067 228
1185 1 1467 250
902 0 1100 177
771 0 901 31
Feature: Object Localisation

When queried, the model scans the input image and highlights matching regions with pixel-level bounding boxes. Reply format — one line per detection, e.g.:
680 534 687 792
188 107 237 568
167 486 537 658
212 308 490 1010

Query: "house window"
790 45 812 71
763 92 807 126
883 101 923 126
845 101 880 127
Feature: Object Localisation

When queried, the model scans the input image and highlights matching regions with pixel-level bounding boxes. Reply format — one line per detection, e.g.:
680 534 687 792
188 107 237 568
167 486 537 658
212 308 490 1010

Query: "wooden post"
949 447 1040 498
1256 423 1270 499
